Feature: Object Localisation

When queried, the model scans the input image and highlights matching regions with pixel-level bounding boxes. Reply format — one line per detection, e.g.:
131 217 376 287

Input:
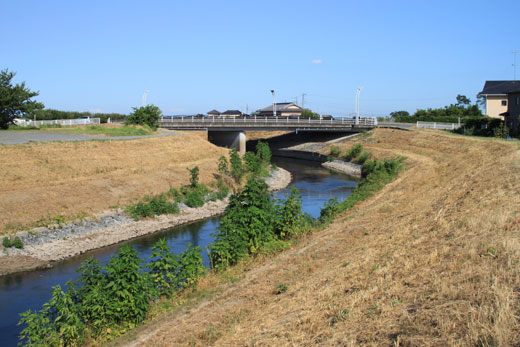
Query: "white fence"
416 121 461 130
15 118 101 127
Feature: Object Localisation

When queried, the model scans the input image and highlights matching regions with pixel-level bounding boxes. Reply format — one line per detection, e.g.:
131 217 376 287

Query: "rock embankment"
322 160 362 176
0 167 291 276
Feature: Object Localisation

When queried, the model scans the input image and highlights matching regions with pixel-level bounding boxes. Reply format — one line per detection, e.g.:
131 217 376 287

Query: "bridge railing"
159 116 377 127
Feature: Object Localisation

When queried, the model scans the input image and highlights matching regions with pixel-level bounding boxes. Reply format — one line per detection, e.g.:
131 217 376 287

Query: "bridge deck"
159 116 377 132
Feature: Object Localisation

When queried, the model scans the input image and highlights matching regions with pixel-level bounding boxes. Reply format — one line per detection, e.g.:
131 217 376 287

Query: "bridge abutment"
208 130 246 154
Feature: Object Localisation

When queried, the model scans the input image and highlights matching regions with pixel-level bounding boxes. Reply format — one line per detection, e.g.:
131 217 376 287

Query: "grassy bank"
110 128 520 346
0 132 228 233
6 123 155 136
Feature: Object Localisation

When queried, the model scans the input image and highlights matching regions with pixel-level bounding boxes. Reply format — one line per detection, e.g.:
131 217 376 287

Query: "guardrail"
159 116 377 128
15 118 101 127
416 121 461 130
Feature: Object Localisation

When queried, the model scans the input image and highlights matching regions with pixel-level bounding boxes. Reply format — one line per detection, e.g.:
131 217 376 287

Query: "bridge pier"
208 130 246 154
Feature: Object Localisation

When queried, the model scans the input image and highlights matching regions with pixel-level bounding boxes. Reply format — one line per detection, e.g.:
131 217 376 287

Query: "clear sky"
2 0 519 117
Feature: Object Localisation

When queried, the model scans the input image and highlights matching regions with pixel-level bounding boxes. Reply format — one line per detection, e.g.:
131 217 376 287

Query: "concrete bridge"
159 116 377 153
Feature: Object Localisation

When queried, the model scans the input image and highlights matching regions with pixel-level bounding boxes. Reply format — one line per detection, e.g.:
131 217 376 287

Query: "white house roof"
257 102 305 112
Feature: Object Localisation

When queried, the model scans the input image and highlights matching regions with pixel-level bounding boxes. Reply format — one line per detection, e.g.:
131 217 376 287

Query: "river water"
0 157 357 346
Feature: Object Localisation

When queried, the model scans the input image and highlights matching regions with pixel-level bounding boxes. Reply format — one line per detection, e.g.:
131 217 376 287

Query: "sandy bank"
0 168 291 276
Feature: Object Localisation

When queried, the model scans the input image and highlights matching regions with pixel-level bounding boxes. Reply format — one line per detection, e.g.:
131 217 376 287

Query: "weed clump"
18 241 206 346
329 145 341 157
13 237 23 249
345 144 363 161
2 236 11 248
125 195 179 220
2 236 23 249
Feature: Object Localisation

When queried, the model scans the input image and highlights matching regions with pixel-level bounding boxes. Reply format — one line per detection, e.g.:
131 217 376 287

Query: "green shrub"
102 245 152 325
318 197 341 225
125 104 162 130
329 145 341 157
218 156 229 176
167 187 183 202
188 166 199 188
18 285 85 346
209 177 276 269
256 141 272 165
210 177 230 201
229 148 244 183
148 238 180 297
73 258 109 334
275 187 307 239
2 236 11 248
345 144 363 161
354 151 372 165
274 283 288 294
13 236 23 249
244 151 260 173
184 190 205 208
125 195 179 220
177 243 206 288
494 123 509 138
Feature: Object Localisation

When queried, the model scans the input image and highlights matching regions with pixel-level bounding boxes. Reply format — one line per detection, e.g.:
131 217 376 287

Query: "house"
221 110 242 118
500 90 520 137
479 81 520 118
257 102 306 117
207 109 220 117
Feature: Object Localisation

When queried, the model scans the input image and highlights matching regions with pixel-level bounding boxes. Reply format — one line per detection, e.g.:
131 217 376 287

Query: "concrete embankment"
273 148 362 177
0 167 292 276
322 160 362 176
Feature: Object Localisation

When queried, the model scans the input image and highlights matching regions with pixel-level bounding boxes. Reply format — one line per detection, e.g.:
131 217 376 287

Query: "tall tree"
0 69 44 129
456 94 471 107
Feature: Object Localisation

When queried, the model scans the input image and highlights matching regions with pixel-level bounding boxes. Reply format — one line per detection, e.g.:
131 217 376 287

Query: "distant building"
257 102 306 117
500 90 520 137
221 110 242 118
207 109 220 117
479 81 520 118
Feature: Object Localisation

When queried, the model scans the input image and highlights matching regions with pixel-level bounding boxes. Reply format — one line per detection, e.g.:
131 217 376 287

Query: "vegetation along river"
0 157 358 346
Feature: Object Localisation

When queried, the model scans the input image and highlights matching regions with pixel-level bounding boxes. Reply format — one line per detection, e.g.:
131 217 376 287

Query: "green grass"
6 124 154 136
5 125 40 131
59 125 154 136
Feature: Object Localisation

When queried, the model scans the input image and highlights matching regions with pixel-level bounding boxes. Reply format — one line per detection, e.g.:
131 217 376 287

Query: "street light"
355 87 363 125
142 90 150 106
270 89 276 118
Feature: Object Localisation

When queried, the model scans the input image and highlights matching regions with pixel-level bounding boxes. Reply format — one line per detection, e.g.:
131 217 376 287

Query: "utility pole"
513 50 519 80
271 90 276 117
294 96 298 105
142 90 150 106
355 87 363 125
301 93 306 108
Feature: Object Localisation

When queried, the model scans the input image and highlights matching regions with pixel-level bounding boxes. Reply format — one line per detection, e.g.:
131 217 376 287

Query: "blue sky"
2 0 519 117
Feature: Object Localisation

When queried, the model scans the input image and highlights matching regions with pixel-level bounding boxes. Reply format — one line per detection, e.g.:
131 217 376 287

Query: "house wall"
506 92 520 136
280 111 303 117
485 95 508 118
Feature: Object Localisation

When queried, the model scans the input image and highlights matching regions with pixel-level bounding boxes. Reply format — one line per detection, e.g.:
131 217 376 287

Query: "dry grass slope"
114 128 520 346
0 132 229 232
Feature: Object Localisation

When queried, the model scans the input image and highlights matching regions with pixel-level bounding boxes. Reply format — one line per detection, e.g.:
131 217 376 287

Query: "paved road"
0 130 178 145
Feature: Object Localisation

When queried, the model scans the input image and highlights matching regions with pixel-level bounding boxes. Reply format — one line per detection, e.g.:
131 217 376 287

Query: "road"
0 130 178 145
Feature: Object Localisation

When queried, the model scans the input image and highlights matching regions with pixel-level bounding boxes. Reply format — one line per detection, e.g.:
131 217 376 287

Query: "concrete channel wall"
273 149 362 177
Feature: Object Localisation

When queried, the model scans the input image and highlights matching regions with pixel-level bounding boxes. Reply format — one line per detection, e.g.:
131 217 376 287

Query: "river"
0 157 358 346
